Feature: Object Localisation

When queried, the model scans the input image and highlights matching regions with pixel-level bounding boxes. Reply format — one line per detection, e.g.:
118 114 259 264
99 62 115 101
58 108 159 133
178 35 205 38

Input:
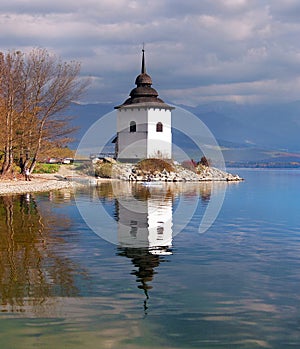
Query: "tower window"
130 121 136 133
156 122 163 132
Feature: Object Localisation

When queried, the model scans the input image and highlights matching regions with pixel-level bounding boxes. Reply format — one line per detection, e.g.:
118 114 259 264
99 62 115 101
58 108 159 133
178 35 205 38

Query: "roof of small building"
115 49 174 110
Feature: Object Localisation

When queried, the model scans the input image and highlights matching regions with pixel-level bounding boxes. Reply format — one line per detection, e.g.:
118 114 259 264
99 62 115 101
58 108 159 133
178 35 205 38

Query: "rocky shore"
111 163 243 182
0 162 243 196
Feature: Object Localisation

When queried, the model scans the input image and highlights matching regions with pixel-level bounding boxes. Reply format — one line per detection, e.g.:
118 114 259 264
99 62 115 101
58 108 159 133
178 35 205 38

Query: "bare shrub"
94 162 113 178
136 158 174 174
199 156 211 167
181 160 197 173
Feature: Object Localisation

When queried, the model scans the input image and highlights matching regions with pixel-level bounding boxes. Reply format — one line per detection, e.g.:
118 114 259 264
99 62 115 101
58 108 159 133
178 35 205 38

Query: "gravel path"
0 176 74 195
0 165 79 195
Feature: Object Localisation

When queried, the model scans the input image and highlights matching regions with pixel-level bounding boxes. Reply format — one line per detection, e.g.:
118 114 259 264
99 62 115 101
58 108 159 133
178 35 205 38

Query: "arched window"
130 121 136 133
156 122 163 132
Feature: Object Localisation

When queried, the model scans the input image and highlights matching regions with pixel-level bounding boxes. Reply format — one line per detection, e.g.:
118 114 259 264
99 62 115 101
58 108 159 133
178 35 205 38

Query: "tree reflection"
0 194 85 314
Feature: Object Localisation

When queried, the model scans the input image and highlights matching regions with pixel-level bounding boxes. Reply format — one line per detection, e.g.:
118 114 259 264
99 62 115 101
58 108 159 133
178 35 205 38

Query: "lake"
0 169 300 348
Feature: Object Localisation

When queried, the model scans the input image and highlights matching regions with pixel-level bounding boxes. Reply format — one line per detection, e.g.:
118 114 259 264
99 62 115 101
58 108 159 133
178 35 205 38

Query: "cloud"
269 0 300 22
1 1 300 106
163 77 300 106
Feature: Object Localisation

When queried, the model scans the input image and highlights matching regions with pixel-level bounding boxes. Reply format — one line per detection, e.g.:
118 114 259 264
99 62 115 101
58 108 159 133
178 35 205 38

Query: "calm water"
0 169 300 349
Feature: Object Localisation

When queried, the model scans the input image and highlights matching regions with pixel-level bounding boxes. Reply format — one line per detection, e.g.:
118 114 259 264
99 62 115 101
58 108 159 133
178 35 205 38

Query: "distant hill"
66 100 300 166
66 102 113 143
182 101 300 152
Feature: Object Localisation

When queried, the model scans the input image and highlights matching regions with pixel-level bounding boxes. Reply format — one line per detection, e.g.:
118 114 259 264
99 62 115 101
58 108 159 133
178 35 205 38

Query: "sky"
1 0 300 106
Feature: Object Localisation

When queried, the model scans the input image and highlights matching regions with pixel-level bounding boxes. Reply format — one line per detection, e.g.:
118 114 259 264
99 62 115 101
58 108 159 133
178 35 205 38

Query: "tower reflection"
117 247 161 313
110 183 174 312
99 181 214 312
114 183 173 253
92 181 217 313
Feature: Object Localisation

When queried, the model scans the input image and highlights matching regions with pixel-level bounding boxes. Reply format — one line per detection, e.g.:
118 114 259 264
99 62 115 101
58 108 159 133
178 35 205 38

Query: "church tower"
115 49 174 162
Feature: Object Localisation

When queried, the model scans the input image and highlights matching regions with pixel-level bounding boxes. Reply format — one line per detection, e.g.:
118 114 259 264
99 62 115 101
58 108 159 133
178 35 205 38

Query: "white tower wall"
117 108 148 160
147 108 172 159
117 107 172 161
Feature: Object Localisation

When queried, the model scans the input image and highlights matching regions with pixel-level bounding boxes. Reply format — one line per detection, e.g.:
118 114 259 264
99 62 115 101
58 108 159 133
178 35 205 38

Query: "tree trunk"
2 114 14 176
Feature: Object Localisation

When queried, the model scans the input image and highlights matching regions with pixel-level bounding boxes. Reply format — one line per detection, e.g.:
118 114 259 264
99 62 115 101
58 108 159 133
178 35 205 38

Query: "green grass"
33 163 60 174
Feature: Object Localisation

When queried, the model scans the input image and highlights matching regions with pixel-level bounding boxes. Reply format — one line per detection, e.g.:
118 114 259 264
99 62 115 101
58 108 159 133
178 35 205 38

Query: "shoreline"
0 163 243 196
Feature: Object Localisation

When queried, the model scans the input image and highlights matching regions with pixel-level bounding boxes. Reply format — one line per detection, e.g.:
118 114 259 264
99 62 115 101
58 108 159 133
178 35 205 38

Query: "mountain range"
66 100 300 166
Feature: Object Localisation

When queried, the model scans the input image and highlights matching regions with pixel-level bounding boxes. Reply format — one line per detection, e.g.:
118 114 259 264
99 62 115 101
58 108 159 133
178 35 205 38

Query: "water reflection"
0 193 87 314
113 183 174 252
0 181 228 316
2 170 300 348
94 181 223 248
94 181 223 309
97 183 177 312
117 247 161 314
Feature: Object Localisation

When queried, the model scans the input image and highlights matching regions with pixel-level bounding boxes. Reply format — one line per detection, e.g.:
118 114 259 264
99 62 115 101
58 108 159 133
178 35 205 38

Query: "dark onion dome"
135 72 152 86
115 49 174 110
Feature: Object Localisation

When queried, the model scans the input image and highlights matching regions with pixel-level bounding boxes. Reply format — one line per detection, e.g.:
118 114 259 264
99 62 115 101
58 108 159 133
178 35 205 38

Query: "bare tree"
0 51 24 176
0 48 89 176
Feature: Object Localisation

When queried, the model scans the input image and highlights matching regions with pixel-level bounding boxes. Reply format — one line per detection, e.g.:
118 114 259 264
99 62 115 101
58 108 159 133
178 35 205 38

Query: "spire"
115 48 174 109
141 46 146 74
141 49 146 74
135 46 152 86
